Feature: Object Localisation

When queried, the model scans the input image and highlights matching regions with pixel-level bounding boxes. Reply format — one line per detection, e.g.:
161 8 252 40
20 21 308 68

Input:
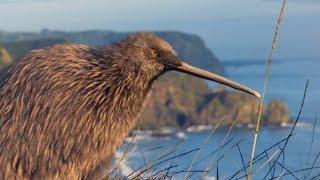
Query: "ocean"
119 125 320 179
117 58 320 179
221 57 320 120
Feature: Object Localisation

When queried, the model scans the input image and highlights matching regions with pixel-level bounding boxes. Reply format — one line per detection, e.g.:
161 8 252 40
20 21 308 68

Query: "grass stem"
247 0 289 179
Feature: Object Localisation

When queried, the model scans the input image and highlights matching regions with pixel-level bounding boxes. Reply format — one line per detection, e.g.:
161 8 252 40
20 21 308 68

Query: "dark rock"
264 100 290 125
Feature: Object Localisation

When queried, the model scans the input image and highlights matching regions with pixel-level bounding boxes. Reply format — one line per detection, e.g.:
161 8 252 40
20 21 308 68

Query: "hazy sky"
0 0 319 59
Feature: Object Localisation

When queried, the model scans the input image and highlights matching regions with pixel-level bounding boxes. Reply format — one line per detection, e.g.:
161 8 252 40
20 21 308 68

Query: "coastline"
127 120 312 140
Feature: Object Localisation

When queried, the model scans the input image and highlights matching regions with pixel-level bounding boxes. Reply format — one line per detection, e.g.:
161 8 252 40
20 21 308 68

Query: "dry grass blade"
128 140 184 178
207 139 245 177
304 115 318 179
190 137 235 170
181 138 236 179
254 150 279 177
184 117 225 179
264 150 275 178
310 171 320 180
262 79 309 179
227 135 293 180
107 125 141 177
204 111 239 176
305 152 320 179
247 0 289 179
153 164 178 177
270 166 320 179
135 130 152 178
234 150 280 180
275 161 299 180
236 143 246 178
131 148 200 179
275 170 286 180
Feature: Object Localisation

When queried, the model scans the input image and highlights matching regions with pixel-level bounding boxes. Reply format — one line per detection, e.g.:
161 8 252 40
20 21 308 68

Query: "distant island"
0 29 290 129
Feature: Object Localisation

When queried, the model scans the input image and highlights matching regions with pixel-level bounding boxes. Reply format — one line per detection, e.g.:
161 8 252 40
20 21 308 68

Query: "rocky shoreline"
125 121 298 140
139 72 291 130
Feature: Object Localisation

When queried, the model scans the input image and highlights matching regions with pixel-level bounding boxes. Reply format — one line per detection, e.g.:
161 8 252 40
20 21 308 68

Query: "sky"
0 0 319 60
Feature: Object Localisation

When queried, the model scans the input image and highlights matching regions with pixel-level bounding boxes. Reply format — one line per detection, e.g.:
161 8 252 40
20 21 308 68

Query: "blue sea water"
121 58 320 179
221 58 320 120
121 126 320 179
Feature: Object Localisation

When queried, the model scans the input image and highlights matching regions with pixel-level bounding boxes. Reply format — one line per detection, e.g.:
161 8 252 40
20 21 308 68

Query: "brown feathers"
0 33 177 179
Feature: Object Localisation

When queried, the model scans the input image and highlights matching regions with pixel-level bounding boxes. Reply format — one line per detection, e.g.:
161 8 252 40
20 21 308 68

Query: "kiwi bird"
0 32 260 179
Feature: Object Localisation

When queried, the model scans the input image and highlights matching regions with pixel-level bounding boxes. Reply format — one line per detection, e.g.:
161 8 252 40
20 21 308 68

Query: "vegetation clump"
0 48 12 68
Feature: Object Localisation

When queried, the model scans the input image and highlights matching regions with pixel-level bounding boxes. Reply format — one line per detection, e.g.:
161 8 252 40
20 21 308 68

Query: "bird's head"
111 32 261 98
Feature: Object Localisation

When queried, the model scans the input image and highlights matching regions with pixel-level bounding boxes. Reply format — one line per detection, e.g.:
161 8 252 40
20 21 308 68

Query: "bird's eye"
150 49 158 58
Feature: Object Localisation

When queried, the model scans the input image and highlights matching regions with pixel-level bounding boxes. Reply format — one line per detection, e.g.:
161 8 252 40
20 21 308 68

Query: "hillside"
2 38 68 59
141 73 290 129
0 30 224 75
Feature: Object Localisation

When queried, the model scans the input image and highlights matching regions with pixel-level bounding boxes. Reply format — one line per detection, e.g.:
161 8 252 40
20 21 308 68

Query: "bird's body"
0 33 260 179
0 41 158 179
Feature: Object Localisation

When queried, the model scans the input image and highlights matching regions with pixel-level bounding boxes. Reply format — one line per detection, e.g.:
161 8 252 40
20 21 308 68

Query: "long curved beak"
173 61 261 98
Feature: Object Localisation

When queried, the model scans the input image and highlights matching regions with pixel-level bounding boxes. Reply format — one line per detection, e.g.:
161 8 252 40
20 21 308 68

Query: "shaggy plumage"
0 32 260 179
0 33 178 179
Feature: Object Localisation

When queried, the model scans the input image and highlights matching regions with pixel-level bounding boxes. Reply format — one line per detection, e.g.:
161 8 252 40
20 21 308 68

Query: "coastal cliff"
141 72 290 129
